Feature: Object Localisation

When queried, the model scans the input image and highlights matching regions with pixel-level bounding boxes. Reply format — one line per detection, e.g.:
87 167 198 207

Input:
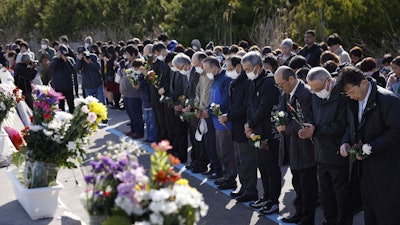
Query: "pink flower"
87 112 97 123
81 105 90 114
158 140 172 151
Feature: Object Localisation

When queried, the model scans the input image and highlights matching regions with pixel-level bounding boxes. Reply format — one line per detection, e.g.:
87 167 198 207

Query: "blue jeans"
84 84 106 105
124 97 144 136
144 108 157 141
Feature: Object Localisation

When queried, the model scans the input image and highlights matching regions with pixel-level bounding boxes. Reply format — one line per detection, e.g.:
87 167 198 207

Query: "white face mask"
315 80 330 99
84 43 90 49
170 66 178 72
180 69 189 76
157 55 165 61
246 67 258 80
206 73 214 80
226 70 240 79
41 44 47 49
364 71 374 77
195 67 204 74
133 70 141 75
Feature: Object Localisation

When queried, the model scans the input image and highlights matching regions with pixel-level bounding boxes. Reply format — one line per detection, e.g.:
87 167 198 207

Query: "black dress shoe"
281 215 300 223
217 180 237 190
191 167 208 173
213 178 225 185
229 190 244 198
201 170 213 176
236 195 258 202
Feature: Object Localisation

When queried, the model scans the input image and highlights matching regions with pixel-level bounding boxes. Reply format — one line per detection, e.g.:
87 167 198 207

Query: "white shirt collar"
290 79 300 97
360 82 372 104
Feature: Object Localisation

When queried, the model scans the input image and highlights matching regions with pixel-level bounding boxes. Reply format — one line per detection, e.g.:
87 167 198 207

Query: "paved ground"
0 107 365 225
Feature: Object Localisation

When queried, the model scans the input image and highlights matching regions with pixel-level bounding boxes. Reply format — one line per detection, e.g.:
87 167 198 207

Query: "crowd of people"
1 30 400 225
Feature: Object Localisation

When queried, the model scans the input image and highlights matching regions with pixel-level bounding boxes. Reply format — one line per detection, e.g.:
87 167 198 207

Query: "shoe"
191 167 208 173
126 132 143 139
259 200 279 214
230 190 244 198
207 173 222 180
249 197 269 209
280 215 300 223
236 195 258 202
213 178 225 186
217 180 237 190
201 170 213 176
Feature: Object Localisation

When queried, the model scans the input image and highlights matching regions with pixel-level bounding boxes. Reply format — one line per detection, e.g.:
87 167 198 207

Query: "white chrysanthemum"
85 96 99 103
149 201 166 213
0 102 6 111
362 144 372 155
254 141 261 149
134 221 151 225
149 213 164 225
149 188 171 201
0 83 15 95
29 125 43 132
278 111 286 117
67 141 77 151
54 111 73 122
74 97 88 106
42 128 54 137
163 202 178 215
210 103 215 107
115 196 135 215
199 201 209 217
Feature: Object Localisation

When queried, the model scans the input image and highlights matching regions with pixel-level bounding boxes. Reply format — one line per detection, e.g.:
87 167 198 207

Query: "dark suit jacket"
342 80 400 223
278 81 316 169
228 72 250 143
183 67 200 99
247 70 280 140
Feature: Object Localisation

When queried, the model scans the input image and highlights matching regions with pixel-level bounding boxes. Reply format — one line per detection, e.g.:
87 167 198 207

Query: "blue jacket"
75 54 102 89
208 69 232 130
50 56 75 90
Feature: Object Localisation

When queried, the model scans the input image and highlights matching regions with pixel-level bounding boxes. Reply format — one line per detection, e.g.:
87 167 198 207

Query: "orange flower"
155 170 167 184
167 168 181 183
168 154 181 165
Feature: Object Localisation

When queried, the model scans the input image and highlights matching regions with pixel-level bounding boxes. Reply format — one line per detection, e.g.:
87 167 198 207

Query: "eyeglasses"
275 81 287 88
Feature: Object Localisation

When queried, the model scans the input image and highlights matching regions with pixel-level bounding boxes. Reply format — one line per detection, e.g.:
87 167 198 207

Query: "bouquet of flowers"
159 95 175 108
210 103 221 116
143 55 153 71
178 95 201 122
249 134 261 149
273 111 290 127
0 83 17 125
125 68 139 86
287 102 306 128
88 140 209 225
12 86 108 169
347 141 372 162
145 70 159 89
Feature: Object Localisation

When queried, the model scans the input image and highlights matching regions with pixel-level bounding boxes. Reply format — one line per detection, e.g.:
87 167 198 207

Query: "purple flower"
117 182 134 196
84 174 96 184
90 161 104 173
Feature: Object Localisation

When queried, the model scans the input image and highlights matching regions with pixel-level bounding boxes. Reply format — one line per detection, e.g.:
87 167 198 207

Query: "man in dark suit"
275 66 317 225
339 66 400 225
243 51 281 214
298 30 323 68
300 67 352 225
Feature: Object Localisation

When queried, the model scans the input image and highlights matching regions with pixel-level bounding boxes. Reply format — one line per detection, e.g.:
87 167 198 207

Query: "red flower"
155 170 168 184
4 126 25 151
43 113 51 120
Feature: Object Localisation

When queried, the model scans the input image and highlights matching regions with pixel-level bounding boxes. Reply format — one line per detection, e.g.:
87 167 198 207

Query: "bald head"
274 66 296 81
274 66 298 94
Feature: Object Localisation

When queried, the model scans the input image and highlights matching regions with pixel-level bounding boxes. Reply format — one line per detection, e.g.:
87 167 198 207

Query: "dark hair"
19 41 29 49
319 42 328 51
263 54 279 72
359 57 377 72
52 41 59 48
195 52 208 62
132 59 143 68
238 40 249 51
184 48 195 58
326 33 341 46
118 40 126 47
157 33 169 42
280 66 296 81
137 44 144 53
152 42 167 54
228 45 239 55
226 55 242 67
289 55 308 70
322 60 339 73
59 35 69 43
296 67 310 80
143 39 152 47
382 53 394 64
305 30 316 36
320 51 339 65
106 45 117 58
125 45 139 57
349 46 363 58
174 44 185 53
338 66 365 87
261 46 273 55
203 56 221 68
165 52 177 64
205 50 213 56
391 56 400 67
249 45 261 53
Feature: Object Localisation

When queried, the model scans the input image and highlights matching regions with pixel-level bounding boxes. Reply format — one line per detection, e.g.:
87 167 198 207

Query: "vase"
24 160 59 189
7 168 64 220
89 215 108 225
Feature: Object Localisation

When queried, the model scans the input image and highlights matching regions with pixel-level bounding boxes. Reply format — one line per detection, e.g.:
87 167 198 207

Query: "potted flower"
82 140 209 225
8 85 107 219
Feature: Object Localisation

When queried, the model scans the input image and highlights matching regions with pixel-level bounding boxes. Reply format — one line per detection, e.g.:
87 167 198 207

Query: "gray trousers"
215 130 237 181
234 141 258 197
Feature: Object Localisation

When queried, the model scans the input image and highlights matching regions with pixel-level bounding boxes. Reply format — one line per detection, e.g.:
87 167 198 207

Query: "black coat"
246 70 280 140
278 81 316 169
183 67 200 99
14 63 36 94
312 83 348 166
227 72 250 143
371 70 387 88
298 43 323 67
342 80 400 224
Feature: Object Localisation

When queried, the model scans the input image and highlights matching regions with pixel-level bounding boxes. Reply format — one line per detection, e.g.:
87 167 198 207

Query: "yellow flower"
88 101 108 121
251 134 261 142
175 178 189 186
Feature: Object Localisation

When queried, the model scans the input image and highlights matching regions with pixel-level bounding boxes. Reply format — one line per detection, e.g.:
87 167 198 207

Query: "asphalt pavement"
0 106 365 225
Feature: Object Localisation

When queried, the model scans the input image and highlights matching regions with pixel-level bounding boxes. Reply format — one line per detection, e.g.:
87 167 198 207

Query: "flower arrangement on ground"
83 140 209 225
12 85 107 188
0 83 17 125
